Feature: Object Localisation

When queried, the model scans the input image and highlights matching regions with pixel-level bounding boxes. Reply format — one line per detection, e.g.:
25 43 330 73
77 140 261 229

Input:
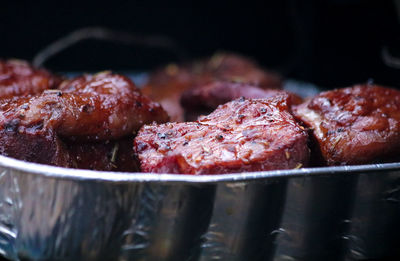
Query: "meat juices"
0 71 168 169
181 81 302 120
0 59 61 98
135 95 309 174
142 52 282 121
294 84 400 166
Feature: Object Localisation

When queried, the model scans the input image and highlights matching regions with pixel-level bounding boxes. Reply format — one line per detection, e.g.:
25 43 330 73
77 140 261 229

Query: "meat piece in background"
0 59 61 98
135 95 309 174
294 84 400 166
181 81 302 120
142 52 283 122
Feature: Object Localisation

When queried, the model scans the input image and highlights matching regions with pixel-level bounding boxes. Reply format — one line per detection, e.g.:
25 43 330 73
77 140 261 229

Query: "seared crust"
0 72 169 142
0 59 61 98
142 52 282 121
135 95 309 174
0 72 168 169
294 84 400 165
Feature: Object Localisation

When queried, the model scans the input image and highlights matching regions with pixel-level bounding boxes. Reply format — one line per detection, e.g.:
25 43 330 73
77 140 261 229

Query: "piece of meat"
181 81 302 120
0 71 169 142
135 95 309 174
142 52 283 122
294 84 400 166
66 136 139 172
0 71 168 169
0 59 61 98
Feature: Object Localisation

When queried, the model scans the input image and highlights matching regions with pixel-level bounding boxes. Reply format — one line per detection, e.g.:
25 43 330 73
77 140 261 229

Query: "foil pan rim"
0 155 399 184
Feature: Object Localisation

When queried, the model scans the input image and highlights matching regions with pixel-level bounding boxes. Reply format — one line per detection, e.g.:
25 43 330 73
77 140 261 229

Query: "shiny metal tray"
1 78 400 261
1 154 400 261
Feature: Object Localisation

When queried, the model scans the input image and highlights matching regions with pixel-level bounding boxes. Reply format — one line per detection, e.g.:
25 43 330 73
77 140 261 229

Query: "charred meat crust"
294 84 400 166
0 71 168 170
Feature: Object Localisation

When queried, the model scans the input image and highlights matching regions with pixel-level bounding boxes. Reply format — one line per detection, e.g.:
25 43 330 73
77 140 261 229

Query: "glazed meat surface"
0 72 168 169
181 81 302 120
294 84 400 165
135 95 309 174
0 71 169 142
142 52 282 121
0 59 61 98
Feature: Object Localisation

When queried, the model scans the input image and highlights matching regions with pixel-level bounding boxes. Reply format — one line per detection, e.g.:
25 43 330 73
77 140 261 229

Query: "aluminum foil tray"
0 78 399 261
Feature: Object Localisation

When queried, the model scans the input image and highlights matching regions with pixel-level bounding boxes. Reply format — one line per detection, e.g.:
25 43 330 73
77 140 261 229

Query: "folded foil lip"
0 154 399 184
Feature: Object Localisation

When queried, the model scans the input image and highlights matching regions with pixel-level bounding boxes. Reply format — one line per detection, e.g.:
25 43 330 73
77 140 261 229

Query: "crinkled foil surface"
0 156 400 261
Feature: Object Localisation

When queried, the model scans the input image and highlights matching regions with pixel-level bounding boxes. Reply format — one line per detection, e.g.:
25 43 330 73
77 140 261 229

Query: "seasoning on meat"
0 71 168 169
294 84 400 165
134 95 309 174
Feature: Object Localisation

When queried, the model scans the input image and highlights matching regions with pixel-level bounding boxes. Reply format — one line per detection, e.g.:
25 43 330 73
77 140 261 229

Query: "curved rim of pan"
0 155 400 184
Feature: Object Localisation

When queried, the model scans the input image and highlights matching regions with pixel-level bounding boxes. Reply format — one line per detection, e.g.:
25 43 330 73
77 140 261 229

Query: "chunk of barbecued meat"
0 71 169 142
181 81 302 120
0 71 168 169
294 84 400 166
0 59 61 98
134 95 309 174
142 52 283 121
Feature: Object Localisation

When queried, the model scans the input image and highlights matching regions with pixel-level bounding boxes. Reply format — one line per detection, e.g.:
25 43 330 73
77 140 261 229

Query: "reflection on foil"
0 169 20 260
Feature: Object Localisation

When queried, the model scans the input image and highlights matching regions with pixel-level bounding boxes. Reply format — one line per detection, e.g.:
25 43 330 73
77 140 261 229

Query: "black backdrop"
1 0 399 88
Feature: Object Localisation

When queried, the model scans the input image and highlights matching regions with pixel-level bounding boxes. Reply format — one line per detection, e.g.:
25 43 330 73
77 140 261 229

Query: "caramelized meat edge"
0 72 168 169
294 84 400 165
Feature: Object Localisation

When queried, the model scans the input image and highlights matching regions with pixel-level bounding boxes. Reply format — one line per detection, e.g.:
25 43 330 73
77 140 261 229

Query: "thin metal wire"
32 27 188 67
382 46 400 69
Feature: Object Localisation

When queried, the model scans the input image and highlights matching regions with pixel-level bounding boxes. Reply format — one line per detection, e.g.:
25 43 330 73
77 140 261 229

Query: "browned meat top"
0 71 169 141
294 84 400 165
0 59 61 98
142 52 283 122
135 95 309 174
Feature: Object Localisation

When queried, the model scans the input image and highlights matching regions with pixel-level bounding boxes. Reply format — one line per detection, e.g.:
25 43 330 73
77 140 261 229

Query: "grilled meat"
0 72 168 169
0 59 61 98
0 71 169 142
142 52 282 121
181 81 302 120
294 84 400 165
135 95 309 174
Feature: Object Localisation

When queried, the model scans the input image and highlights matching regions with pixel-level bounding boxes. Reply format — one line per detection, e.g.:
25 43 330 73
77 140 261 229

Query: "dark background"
1 0 399 88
